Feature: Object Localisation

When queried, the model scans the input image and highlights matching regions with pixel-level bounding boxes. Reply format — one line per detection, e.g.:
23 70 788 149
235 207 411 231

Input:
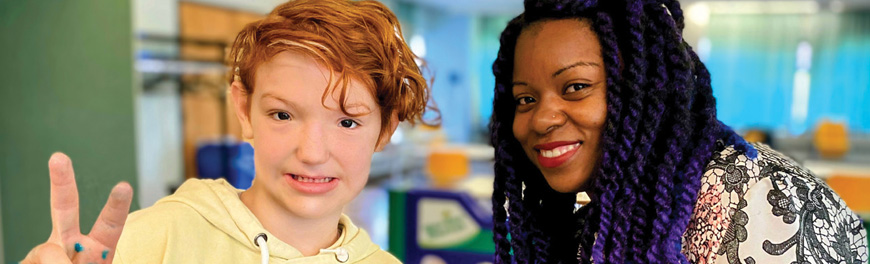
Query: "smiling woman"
489 0 868 263
511 19 607 193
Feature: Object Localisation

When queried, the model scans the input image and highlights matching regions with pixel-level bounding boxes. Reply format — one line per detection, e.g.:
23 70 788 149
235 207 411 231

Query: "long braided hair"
490 0 756 263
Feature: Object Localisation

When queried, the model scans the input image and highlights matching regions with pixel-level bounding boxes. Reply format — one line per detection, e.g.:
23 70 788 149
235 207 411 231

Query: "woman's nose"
531 101 567 135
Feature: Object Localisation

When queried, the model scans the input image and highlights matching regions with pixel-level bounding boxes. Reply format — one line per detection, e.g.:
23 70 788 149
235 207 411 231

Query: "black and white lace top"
682 141 868 263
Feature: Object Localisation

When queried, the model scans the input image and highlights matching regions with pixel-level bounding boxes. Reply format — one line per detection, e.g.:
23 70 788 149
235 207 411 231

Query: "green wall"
0 1 138 262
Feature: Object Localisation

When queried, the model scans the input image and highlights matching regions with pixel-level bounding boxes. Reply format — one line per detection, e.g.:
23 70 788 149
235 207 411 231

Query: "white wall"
134 0 184 207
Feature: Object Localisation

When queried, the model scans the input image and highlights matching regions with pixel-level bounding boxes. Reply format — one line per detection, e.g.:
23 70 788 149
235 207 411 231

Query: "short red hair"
227 0 435 138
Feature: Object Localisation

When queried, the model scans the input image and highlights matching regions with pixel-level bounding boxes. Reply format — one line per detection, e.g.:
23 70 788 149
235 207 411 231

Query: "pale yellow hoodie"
114 179 400 264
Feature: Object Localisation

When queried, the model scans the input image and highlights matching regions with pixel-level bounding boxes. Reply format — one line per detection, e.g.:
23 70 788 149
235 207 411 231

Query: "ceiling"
181 0 524 15
399 0 524 15
182 0 288 14
180 0 870 16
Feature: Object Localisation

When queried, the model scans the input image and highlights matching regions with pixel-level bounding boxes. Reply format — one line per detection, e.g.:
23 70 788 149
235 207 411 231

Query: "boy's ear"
230 81 254 140
375 112 400 152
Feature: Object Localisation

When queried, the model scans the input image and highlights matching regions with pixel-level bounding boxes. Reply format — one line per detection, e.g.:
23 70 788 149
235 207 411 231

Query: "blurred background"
1 0 869 263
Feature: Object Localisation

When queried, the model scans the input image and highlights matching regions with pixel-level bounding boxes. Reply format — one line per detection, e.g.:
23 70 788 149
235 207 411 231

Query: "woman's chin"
542 172 591 193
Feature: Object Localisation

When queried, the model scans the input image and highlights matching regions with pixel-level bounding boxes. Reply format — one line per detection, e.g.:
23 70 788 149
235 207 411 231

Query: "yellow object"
426 149 469 188
743 129 768 143
115 179 399 263
826 174 870 213
814 120 850 159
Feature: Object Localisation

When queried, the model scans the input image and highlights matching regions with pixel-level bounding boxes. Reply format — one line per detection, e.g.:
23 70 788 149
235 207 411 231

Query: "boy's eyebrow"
261 93 291 105
342 103 372 114
263 92 373 114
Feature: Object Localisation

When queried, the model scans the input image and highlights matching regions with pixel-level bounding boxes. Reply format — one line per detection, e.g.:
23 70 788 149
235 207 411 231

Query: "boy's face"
234 51 391 219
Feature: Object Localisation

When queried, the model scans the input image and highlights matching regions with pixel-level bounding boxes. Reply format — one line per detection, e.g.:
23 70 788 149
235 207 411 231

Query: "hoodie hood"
157 178 382 263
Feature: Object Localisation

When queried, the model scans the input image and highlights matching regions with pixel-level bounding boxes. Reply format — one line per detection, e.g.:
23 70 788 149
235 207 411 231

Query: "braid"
668 46 720 263
505 162 531 263
530 209 550 264
608 0 653 262
521 173 546 263
648 5 701 262
576 203 600 263
663 0 685 31
491 16 524 263
625 2 675 262
492 137 513 263
590 10 626 263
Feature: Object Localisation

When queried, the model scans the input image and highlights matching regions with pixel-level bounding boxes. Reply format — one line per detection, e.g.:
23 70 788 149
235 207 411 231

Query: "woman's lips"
284 174 339 194
534 141 582 168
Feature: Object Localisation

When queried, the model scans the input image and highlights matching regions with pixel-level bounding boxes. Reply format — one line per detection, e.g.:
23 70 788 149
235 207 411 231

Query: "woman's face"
512 18 607 193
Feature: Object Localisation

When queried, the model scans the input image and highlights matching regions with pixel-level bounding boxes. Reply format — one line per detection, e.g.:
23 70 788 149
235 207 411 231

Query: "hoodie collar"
157 179 380 263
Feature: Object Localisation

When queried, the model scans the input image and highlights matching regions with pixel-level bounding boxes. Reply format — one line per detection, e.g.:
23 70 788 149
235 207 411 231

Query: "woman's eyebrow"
553 61 601 77
511 81 529 87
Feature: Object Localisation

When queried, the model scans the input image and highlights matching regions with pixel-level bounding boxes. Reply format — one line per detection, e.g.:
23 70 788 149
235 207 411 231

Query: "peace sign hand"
21 153 133 264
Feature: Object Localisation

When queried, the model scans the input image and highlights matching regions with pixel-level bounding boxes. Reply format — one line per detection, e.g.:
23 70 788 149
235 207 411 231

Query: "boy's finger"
48 152 81 239
89 182 133 248
22 243 73 264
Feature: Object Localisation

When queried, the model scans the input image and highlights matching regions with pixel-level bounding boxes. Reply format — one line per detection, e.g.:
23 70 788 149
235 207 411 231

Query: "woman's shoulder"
701 141 820 199
683 141 868 263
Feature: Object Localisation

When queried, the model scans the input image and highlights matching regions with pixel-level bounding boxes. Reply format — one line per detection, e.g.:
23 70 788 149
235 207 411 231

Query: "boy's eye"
271 112 291 121
516 96 536 105
339 119 358 128
565 83 590 94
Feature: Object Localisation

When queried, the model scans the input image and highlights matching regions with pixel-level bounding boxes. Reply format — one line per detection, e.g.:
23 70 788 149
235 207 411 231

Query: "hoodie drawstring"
319 248 349 263
254 233 269 264
254 233 349 263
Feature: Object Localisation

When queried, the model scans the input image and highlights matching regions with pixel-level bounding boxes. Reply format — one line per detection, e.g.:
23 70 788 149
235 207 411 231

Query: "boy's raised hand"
21 153 134 264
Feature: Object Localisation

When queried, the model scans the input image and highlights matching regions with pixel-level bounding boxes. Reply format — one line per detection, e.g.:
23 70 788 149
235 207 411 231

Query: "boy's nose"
296 123 329 165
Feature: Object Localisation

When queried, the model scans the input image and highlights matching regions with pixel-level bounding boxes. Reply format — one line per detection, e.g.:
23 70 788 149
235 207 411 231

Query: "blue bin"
196 141 255 189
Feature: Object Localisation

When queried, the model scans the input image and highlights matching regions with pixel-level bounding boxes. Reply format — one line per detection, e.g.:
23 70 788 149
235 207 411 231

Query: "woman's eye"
271 112 291 121
565 83 590 94
516 96 536 105
339 119 359 128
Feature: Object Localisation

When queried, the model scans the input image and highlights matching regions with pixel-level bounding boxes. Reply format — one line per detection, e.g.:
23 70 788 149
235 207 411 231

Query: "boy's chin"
282 197 345 220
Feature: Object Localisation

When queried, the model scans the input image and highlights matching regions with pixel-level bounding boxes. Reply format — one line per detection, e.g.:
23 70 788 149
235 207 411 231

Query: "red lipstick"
533 141 582 168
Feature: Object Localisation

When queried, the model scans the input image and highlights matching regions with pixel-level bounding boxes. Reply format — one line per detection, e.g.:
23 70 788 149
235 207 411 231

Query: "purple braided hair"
625 3 674 263
608 0 650 262
590 9 626 264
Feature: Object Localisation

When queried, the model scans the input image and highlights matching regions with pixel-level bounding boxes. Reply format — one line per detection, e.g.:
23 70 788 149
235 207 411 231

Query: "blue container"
196 141 255 189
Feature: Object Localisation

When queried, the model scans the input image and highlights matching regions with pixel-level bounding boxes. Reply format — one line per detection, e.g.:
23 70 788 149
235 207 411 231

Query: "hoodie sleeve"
114 200 212 263
113 205 172 264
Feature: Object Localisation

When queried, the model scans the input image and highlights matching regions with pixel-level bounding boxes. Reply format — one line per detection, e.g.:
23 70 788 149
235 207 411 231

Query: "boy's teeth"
293 175 332 183
540 143 580 158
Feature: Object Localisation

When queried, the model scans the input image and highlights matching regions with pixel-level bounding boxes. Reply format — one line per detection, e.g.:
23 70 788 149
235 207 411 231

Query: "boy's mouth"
285 173 339 194
290 174 336 183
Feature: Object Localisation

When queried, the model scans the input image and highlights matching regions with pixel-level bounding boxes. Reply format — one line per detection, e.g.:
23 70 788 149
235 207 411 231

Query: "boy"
23 0 431 263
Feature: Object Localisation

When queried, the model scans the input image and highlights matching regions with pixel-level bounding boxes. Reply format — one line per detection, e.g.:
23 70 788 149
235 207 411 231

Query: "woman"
489 0 868 263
